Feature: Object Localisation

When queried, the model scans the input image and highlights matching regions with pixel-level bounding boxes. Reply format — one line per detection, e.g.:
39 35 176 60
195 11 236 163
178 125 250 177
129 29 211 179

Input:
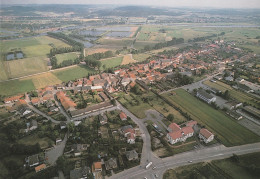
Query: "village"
1 40 260 179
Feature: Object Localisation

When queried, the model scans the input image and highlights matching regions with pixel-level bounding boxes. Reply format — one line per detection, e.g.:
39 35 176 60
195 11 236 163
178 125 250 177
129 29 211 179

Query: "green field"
4 56 48 79
0 36 70 80
163 152 260 179
132 53 150 62
0 79 35 96
162 89 260 146
203 80 259 108
101 56 123 69
55 52 78 65
52 65 95 82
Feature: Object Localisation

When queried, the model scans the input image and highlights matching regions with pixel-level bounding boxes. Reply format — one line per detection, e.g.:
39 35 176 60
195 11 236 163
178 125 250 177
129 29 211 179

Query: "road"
108 142 260 179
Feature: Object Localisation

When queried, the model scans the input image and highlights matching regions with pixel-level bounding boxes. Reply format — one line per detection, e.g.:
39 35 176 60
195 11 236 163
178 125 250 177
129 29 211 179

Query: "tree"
167 114 174 121
223 90 230 100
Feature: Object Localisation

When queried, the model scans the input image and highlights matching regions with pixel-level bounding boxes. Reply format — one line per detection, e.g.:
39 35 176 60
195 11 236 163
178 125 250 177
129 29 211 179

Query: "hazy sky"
2 0 260 9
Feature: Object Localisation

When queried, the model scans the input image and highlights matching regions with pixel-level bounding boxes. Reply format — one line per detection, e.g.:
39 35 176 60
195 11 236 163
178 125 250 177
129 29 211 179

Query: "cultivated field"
203 80 259 108
132 54 150 62
121 54 136 65
162 89 260 146
86 48 110 55
4 56 48 79
55 52 79 65
26 73 62 89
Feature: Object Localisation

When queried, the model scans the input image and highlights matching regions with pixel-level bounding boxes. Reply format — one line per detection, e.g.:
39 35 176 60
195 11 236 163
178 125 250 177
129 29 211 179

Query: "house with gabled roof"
199 128 214 143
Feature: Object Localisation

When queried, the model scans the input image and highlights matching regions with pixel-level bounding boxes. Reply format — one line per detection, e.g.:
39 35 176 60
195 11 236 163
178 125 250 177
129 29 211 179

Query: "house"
49 106 59 112
224 101 243 110
29 120 38 131
71 144 87 156
35 164 46 173
105 158 118 170
167 126 194 145
120 125 136 144
99 114 108 125
92 162 102 173
235 77 244 83
28 154 39 167
18 106 32 116
4 94 24 104
199 128 214 143
185 120 197 127
196 89 216 104
125 150 139 161
127 133 135 144
119 112 127 121
167 123 181 133
224 76 234 81
70 166 90 179
60 122 66 130
31 98 41 106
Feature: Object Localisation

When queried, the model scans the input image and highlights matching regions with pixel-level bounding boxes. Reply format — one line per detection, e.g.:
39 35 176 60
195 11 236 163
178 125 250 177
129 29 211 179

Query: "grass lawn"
118 91 186 123
0 79 35 96
162 89 260 146
18 134 54 149
0 60 8 81
0 108 13 119
121 54 136 65
4 56 48 79
164 152 260 179
55 52 79 65
203 80 259 108
101 56 123 70
53 65 95 82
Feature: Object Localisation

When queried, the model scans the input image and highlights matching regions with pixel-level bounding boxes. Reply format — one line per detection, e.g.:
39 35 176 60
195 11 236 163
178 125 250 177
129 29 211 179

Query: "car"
152 166 156 170
144 177 148 179
155 174 158 178
188 160 193 163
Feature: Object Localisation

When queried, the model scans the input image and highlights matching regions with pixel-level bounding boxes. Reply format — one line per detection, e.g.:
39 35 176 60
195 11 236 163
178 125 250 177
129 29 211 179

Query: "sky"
1 0 260 9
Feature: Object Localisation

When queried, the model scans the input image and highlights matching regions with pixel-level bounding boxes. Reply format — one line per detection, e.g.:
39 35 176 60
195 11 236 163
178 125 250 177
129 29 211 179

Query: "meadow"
121 54 136 65
100 56 123 69
55 52 79 65
162 89 260 146
0 79 35 96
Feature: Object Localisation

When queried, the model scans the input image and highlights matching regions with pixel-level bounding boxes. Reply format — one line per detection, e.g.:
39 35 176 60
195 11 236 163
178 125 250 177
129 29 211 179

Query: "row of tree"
85 51 114 61
50 56 81 69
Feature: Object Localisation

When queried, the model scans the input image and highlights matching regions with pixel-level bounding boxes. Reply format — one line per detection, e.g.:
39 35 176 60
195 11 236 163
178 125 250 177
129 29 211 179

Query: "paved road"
108 142 260 179
45 134 68 165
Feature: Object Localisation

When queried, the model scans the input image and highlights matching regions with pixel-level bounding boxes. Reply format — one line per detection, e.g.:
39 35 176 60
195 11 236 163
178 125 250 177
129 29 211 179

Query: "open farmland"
52 65 95 82
132 53 150 62
100 56 123 69
86 48 110 55
55 52 79 65
0 79 35 96
203 80 259 108
4 56 48 79
26 73 62 89
121 54 136 65
162 89 260 146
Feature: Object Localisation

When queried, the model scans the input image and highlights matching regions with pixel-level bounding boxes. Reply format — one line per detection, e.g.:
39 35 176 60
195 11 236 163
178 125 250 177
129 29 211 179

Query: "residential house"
4 94 24 104
71 144 87 156
29 120 38 131
167 123 181 133
56 91 76 111
18 106 32 116
196 89 216 104
35 164 46 173
49 106 59 112
105 158 118 170
199 128 214 143
185 120 197 127
92 162 102 179
99 114 108 125
31 98 41 106
119 112 127 121
125 150 139 161
224 76 234 81
70 166 90 179
60 122 66 130
120 125 136 144
28 154 39 167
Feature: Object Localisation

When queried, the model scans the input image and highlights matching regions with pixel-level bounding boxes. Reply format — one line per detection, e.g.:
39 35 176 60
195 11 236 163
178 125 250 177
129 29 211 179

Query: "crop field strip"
121 54 136 65
163 89 260 146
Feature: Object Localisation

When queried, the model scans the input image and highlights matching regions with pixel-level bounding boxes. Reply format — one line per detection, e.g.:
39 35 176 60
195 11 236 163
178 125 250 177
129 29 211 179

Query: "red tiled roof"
168 123 181 132
35 164 46 172
168 130 182 140
4 95 23 102
120 112 127 120
186 121 197 127
181 126 194 135
93 162 102 170
200 128 213 139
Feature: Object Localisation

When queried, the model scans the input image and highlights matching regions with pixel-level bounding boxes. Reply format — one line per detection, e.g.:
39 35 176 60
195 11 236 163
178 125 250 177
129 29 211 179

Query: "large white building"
167 123 194 145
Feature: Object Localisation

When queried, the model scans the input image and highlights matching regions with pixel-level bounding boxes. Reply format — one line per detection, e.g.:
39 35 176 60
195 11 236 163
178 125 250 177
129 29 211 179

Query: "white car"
155 174 158 178
152 166 156 170
188 160 193 163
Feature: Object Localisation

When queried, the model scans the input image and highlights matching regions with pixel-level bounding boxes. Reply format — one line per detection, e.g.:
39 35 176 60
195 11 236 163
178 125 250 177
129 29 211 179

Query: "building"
29 120 38 131
196 89 216 104
92 162 102 173
125 150 139 161
199 128 214 143
71 144 87 156
35 164 46 173
119 111 127 121
105 158 118 170
167 126 194 145
167 123 181 133
18 106 32 116
28 154 39 167
70 166 90 179
120 125 136 144
224 101 243 110
99 114 108 125
60 122 66 130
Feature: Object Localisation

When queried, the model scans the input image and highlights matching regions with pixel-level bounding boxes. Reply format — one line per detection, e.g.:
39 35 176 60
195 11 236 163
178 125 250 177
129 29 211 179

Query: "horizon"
2 0 260 9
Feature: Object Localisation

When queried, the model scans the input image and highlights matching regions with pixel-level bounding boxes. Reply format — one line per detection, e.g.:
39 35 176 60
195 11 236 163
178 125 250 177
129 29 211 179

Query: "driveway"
144 110 168 133
45 134 68 165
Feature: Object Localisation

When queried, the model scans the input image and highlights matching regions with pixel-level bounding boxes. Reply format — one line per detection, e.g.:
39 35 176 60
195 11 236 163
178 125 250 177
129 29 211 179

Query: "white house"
199 128 214 143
